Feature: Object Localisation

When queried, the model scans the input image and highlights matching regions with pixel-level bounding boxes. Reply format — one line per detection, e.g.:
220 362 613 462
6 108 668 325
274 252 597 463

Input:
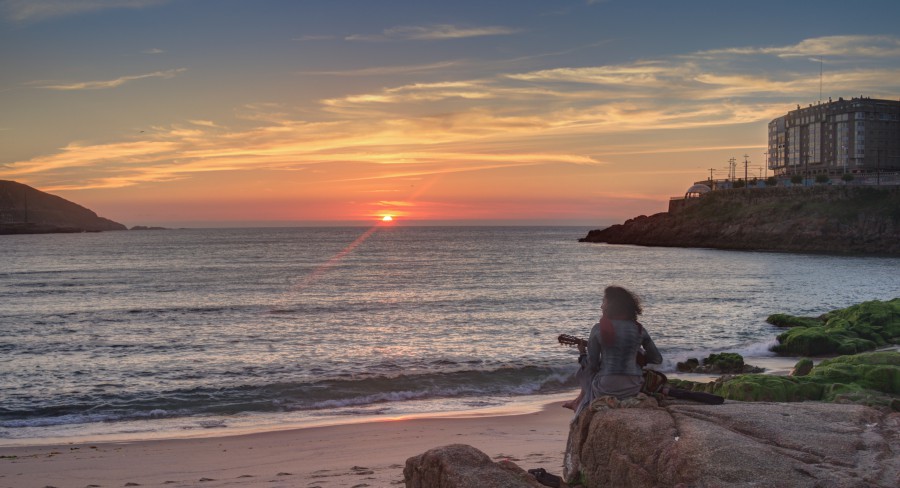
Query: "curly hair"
603 286 643 319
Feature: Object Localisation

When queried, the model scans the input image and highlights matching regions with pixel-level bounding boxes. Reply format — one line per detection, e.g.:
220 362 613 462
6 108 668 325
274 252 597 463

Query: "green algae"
669 351 900 411
768 298 900 356
702 352 744 372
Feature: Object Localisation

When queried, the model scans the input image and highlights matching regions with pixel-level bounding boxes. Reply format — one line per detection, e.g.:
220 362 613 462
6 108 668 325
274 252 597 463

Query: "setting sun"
382 215 393 222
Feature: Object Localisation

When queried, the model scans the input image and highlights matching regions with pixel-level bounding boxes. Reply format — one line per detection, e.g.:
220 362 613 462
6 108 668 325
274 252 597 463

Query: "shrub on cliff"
768 298 900 356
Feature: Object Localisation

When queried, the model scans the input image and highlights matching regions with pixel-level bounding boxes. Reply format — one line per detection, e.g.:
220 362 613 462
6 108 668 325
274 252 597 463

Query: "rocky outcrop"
669 351 899 410
767 298 900 356
404 444 543 488
580 186 900 255
0 180 126 234
675 352 764 374
564 399 899 487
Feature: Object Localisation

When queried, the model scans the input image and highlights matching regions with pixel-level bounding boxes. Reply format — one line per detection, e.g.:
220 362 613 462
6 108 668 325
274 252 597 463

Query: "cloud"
142 48 164 54
187 120 222 128
10 35 900 193
302 61 463 77
30 68 186 90
1 0 170 23
346 24 519 42
693 35 900 59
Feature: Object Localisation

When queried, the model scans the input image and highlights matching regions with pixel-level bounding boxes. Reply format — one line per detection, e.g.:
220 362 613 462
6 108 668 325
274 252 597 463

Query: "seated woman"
566 286 663 416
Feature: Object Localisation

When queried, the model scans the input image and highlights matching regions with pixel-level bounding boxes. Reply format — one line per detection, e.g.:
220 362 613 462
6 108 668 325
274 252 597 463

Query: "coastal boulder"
669 351 899 409
676 352 763 374
564 401 900 487
769 299 900 356
404 444 543 488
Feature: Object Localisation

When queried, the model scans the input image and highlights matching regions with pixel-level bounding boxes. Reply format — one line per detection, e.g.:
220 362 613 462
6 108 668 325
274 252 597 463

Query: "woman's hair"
603 286 642 319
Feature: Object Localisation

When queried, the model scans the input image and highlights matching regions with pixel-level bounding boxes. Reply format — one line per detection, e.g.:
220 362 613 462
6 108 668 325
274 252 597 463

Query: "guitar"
557 334 724 405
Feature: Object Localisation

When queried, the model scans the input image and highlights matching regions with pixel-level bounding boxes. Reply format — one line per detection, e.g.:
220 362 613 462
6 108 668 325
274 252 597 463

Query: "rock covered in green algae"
668 351 900 411
676 352 763 374
811 351 900 400
767 298 900 356
790 358 814 376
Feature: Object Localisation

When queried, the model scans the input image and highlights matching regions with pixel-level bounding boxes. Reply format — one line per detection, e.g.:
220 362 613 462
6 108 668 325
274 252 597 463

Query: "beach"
0 355 803 488
0 399 574 488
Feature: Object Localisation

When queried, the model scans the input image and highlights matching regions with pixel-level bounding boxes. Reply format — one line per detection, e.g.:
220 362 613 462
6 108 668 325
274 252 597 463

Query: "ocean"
2 226 899 444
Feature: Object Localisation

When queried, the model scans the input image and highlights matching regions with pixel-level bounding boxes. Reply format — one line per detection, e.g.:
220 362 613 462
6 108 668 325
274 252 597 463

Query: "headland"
581 185 900 255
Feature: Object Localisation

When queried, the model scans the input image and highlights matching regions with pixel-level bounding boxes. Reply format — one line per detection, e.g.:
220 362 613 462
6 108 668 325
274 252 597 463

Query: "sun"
381 215 393 222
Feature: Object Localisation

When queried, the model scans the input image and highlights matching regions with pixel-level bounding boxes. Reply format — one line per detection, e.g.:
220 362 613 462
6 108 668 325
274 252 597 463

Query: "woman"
569 286 662 416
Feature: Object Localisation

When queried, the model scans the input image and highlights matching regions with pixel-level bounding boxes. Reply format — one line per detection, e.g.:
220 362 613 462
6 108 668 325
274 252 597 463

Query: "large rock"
564 399 899 487
404 444 544 488
768 299 900 356
0 180 126 234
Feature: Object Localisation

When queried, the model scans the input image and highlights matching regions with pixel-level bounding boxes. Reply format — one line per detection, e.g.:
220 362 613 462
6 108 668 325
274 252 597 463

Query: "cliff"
0 180 126 234
580 186 900 255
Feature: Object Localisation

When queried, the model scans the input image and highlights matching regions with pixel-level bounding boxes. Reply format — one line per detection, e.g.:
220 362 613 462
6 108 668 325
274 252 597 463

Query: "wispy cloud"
30 68 186 90
302 61 463 77
346 24 519 42
1 0 170 23
693 35 900 59
142 48 164 54
9 35 900 193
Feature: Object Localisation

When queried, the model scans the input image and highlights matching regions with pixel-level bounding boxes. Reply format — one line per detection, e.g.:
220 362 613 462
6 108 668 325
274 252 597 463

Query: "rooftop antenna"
819 58 823 103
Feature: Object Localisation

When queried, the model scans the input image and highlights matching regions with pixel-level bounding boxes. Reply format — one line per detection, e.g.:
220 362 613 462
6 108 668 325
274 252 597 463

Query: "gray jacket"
584 318 662 377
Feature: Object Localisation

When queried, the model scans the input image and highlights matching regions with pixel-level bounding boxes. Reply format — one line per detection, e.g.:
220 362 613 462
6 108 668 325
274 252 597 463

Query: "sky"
2 0 900 227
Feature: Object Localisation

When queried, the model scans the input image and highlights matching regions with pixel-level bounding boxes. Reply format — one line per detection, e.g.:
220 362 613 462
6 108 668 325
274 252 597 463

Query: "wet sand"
0 400 573 488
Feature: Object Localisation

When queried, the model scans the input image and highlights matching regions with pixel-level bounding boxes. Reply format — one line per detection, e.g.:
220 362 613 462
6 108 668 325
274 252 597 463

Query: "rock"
0 180 126 234
675 358 699 372
564 400 900 487
675 353 763 374
403 444 544 488
669 351 899 410
790 358 814 376
769 299 900 356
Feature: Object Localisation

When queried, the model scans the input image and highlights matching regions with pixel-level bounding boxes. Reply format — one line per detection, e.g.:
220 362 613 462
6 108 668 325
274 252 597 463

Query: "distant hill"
0 180 126 234
580 186 900 255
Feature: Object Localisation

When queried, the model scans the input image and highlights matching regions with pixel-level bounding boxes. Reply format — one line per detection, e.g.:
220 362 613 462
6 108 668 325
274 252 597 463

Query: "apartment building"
767 97 900 176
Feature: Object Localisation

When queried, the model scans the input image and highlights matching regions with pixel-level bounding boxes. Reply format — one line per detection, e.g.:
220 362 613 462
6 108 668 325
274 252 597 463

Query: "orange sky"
2 1 899 226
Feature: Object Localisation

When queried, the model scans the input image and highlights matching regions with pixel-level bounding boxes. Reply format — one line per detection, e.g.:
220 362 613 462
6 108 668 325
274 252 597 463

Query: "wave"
657 337 780 372
0 365 578 430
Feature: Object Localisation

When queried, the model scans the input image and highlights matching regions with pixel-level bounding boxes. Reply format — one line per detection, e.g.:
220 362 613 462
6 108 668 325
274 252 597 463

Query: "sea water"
2 226 898 444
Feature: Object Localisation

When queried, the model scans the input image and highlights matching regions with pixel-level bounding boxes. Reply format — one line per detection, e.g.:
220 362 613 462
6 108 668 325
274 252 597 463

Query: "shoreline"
0 355 806 449
0 398 574 488
1 353 882 487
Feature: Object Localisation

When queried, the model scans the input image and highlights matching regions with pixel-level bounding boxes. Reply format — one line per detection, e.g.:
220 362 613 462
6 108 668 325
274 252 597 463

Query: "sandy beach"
0 399 574 488
0 356 809 488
